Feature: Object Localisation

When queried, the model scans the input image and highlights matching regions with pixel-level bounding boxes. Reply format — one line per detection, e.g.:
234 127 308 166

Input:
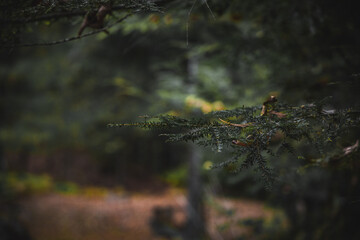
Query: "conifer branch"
0 4 155 24
0 0 163 48
109 99 360 187
1 12 133 48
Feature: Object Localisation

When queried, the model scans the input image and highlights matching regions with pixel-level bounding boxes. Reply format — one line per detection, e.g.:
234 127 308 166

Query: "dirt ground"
18 190 272 240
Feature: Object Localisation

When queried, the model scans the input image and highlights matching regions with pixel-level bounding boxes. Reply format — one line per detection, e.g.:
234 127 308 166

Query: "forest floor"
17 189 284 240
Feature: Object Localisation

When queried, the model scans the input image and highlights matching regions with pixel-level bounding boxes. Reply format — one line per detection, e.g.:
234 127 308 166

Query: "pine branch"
0 3 162 24
1 12 133 48
0 0 163 47
109 99 360 187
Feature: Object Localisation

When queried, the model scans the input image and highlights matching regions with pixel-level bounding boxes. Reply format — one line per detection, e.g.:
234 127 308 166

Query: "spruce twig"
110 99 360 187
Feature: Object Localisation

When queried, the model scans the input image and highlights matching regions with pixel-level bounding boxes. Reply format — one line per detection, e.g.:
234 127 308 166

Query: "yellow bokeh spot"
149 14 160 24
114 77 126 86
166 110 181 116
203 161 213 170
185 95 225 113
201 103 212 114
213 101 225 111
164 14 173 25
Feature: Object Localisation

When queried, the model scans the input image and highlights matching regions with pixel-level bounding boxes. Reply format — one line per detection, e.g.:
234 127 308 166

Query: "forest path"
18 190 272 240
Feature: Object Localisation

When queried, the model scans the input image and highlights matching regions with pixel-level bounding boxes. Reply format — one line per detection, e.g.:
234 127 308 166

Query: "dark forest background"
1 0 360 239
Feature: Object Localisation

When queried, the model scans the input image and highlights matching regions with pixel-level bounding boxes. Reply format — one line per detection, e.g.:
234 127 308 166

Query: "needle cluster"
109 98 360 188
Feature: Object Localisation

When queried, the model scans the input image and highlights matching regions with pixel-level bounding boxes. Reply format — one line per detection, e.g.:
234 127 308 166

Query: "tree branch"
0 3 161 24
1 12 134 48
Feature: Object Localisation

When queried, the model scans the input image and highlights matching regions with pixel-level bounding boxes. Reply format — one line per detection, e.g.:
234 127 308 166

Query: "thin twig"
203 0 215 20
186 0 215 47
1 12 134 48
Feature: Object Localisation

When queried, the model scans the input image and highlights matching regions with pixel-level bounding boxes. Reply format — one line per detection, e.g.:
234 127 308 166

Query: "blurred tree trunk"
0 143 4 194
184 52 205 239
185 144 205 239
228 46 242 85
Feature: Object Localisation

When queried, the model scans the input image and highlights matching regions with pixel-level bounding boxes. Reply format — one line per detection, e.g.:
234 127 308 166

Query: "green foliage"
1 172 53 196
0 172 106 197
162 165 187 188
54 181 80 195
110 98 360 188
239 212 288 240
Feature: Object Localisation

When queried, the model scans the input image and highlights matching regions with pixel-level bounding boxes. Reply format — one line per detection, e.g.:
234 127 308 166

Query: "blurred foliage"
0 171 129 199
162 165 187 188
2 172 53 197
239 212 288 240
54 181 80 195
0 172 78 197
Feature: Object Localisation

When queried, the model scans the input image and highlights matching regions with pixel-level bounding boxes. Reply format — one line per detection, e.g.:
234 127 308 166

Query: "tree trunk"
183 50 205 239
185 144 205 239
